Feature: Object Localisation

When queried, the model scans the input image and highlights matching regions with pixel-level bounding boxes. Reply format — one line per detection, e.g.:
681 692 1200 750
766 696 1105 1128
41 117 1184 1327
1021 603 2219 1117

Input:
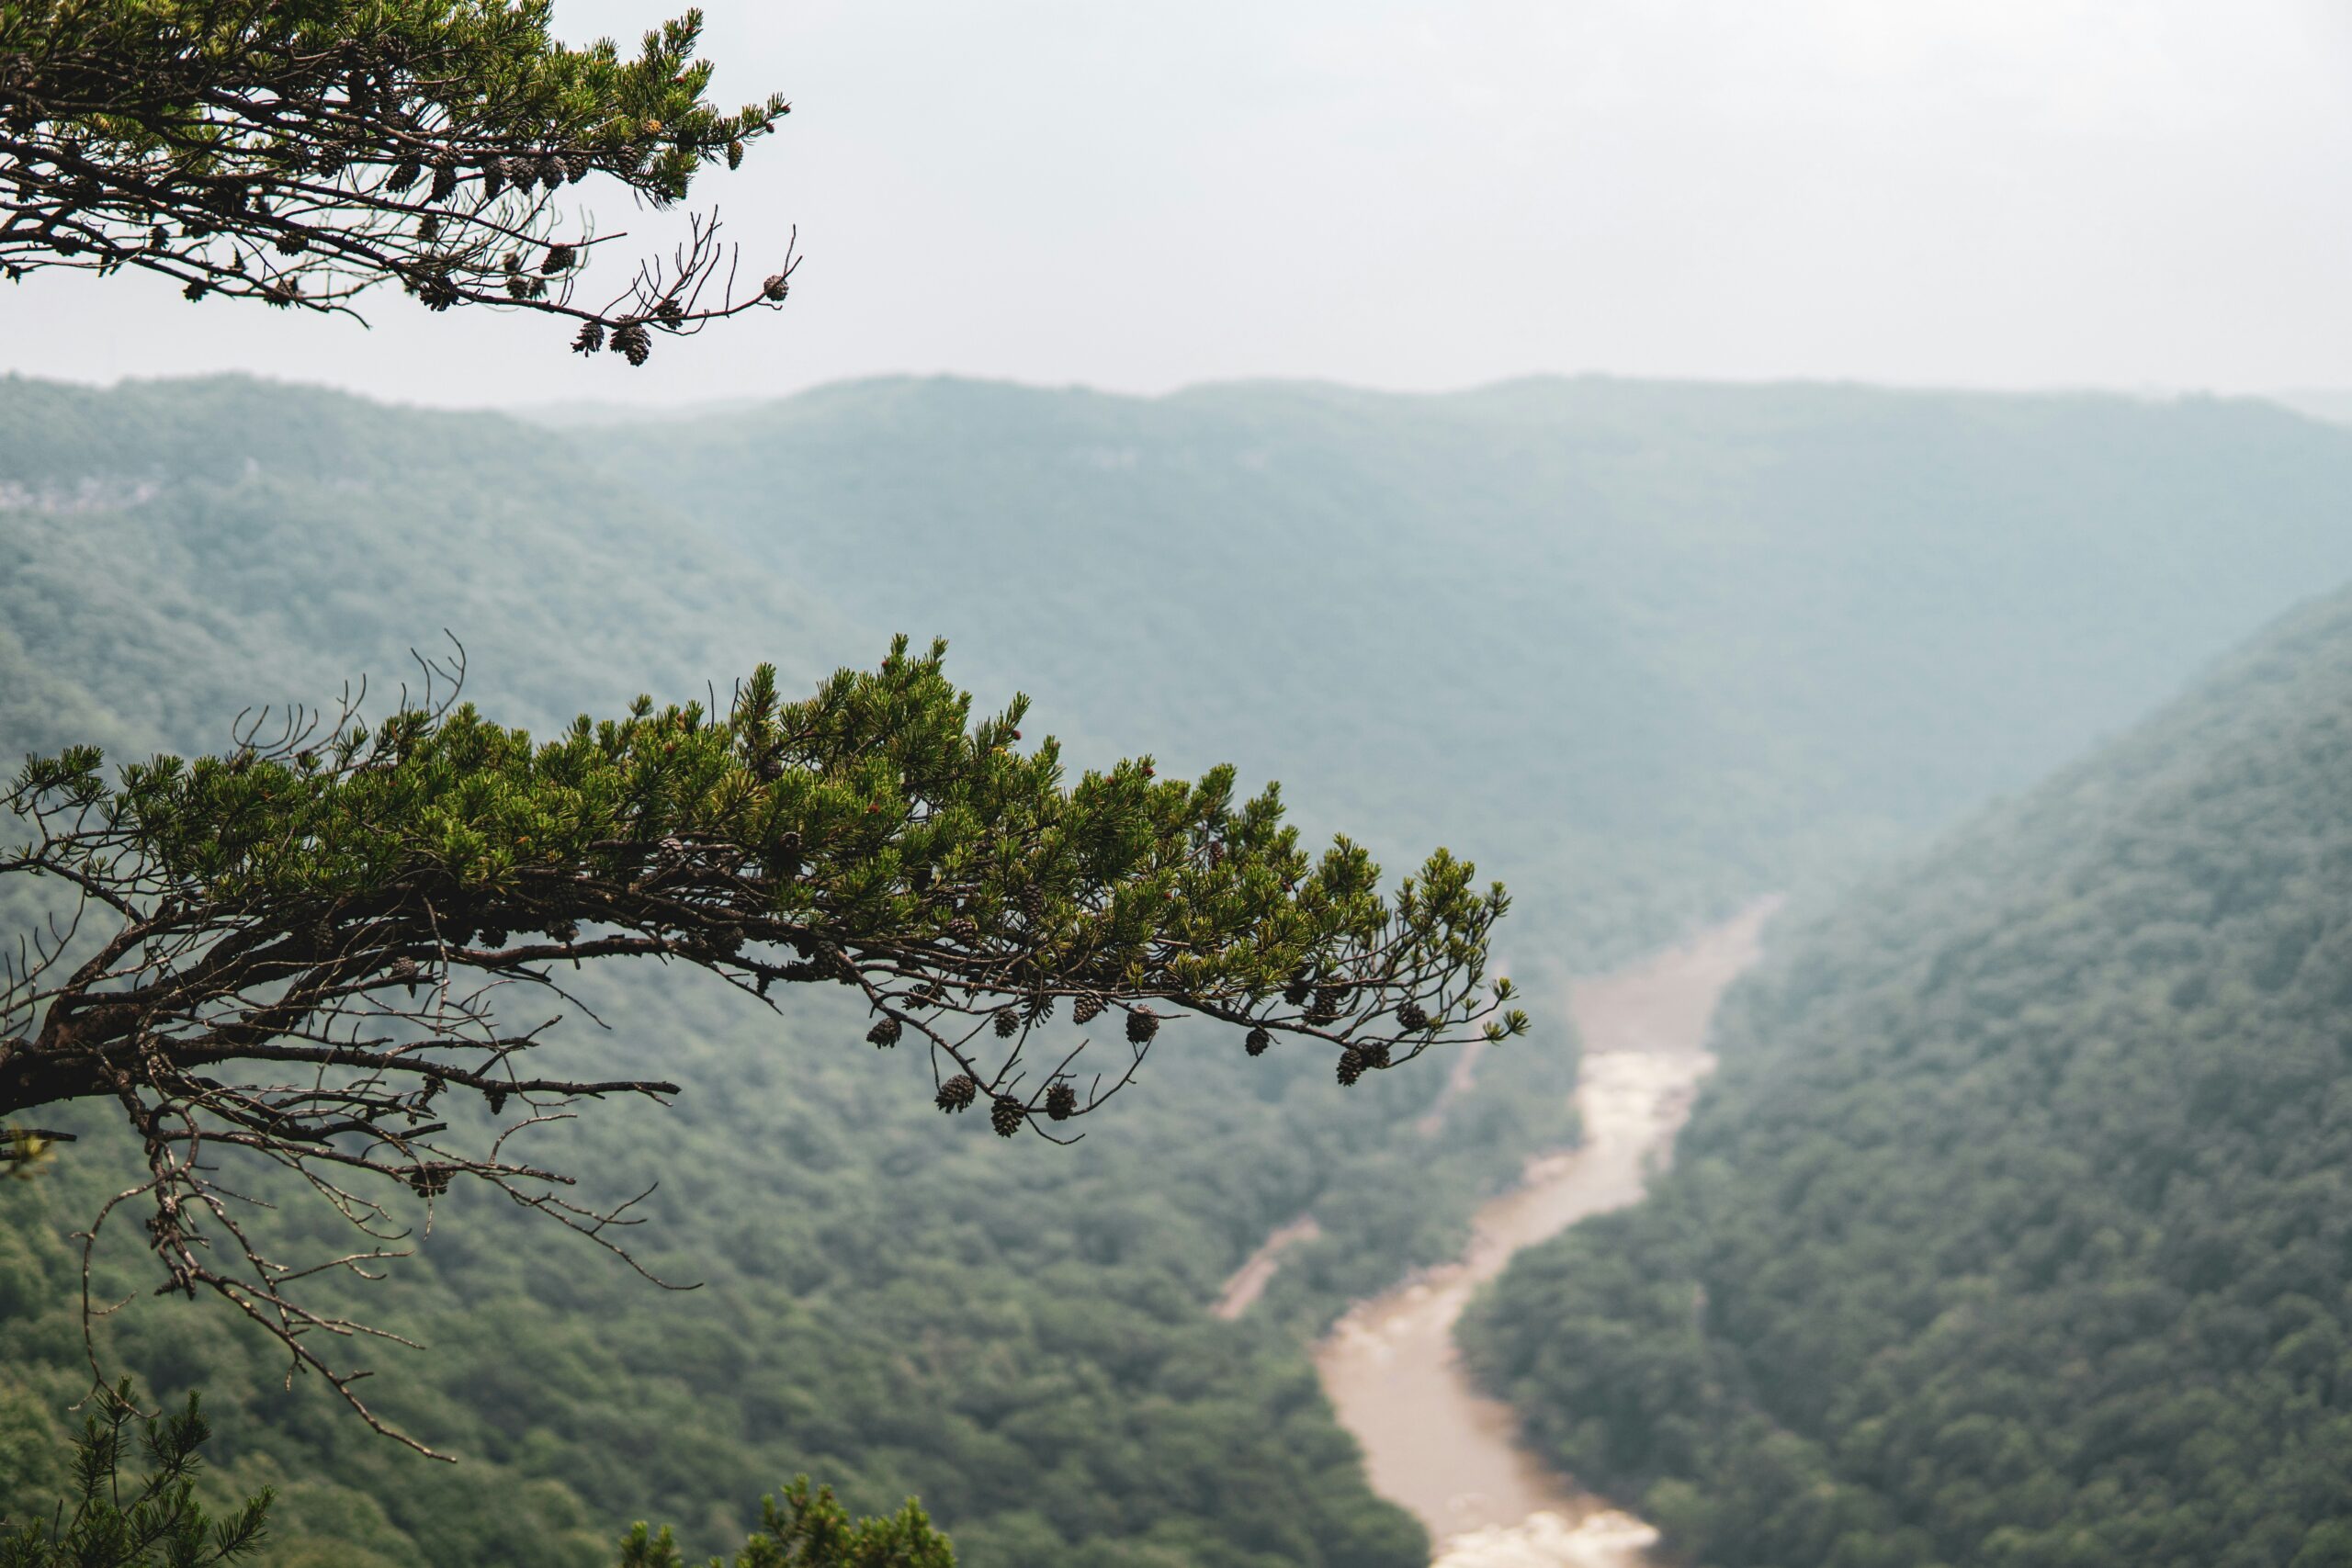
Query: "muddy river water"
1305 898 1781 1567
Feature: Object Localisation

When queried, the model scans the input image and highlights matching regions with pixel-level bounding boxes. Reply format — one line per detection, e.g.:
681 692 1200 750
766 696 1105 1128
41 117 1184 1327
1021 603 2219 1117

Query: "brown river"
1238 897 1782 1567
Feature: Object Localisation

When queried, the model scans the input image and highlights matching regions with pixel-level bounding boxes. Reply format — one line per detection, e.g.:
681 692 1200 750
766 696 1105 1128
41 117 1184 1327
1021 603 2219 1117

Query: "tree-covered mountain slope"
9 371 2352 1567
580 374 2352 964
0 372 859 761
1461 579 2352 1568
0 373 1566 1568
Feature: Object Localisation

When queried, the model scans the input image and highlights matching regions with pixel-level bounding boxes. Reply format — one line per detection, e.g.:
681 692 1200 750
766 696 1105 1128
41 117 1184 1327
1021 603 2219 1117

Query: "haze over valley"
9 6 2352 1563
9 369 2352 1565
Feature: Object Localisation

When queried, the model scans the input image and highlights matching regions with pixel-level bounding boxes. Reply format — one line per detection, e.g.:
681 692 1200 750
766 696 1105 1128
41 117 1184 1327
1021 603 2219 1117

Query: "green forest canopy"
1462 574 2352 1568
10 372 2352 1563
0 1 795 351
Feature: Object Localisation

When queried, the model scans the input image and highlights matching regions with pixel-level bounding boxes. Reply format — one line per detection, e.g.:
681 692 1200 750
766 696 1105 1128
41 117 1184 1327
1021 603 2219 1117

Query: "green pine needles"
617 1481 953 1568
0 1 795 353
0 1383 945 1568
1 637 1525 1450
0 1384 272 1568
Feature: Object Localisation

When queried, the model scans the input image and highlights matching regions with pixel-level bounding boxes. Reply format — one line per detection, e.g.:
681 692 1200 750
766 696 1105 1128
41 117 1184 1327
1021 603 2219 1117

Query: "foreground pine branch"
0 1 794 358
1 637 1526 1451
618 1480 952 1568
0 1383 272 1568
0 1382 949 1567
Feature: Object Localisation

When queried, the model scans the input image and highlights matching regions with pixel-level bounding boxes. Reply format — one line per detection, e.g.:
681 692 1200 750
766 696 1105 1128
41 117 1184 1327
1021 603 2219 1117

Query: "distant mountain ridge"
9 370 2352 1566
578 369 2352 963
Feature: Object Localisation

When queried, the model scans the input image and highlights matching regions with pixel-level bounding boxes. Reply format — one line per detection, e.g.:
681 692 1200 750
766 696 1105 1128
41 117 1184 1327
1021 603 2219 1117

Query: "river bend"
1309 898 1781 1567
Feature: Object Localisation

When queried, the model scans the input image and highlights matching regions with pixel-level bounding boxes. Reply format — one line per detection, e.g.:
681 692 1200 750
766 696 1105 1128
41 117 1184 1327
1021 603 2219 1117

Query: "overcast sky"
6 0 2351 407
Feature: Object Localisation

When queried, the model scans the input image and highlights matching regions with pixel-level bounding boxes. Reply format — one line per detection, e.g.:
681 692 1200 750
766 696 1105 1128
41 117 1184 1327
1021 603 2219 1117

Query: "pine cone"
1396 1000 1430 1032
654 297 684 324
727 139 746 170
1126 1010 1159 1045
994 1007 1021 1039
571 321 605 355
1072 996 1103 1024
481 160 504 198
1362 1041 1392 1071
563 152 594 184
1283 978 1312 1007
762 273 789 302
1045 1082 1078 1121
409 1164 453 1197
990 1094 1026 1137
537 154 565 189
541 243 575 274
484 1087 508 1116
1307 986 1344 1025
1337 1047 1367 1087
273 230 307 254
388 158 422 192
866 1017 902 1048
936 1074 978 1113
1245 1027 1272 1057
429 160 458 201
611 321 651 366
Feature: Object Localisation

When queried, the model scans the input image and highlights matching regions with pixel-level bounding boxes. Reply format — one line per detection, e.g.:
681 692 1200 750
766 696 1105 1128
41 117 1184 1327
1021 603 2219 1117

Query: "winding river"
1304 897 1781 1567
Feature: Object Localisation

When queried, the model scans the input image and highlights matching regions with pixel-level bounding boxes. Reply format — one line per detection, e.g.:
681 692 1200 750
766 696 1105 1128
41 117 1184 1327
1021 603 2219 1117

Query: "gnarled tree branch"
0 1 795 360
3 637 1528 1450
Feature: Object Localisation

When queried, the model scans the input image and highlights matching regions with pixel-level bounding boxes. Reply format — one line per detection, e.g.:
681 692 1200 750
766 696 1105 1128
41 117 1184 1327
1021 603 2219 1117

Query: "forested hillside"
0 374 853 760
576 375 2352 963
9 372 2352 1565
1462 579 2352 1567
0 376 1566 1568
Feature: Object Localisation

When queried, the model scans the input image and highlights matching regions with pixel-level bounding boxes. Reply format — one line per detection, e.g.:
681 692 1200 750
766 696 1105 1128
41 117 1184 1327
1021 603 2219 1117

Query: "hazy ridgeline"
574 375 2352 964
6 371 2352 1566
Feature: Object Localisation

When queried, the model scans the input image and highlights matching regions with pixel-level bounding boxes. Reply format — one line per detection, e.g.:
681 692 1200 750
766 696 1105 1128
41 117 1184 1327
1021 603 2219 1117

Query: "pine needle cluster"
1 637 1526 1449
0 1 795 353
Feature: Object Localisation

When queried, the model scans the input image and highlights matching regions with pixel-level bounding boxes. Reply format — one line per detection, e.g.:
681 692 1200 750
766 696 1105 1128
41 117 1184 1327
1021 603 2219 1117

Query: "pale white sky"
6 0 2351 406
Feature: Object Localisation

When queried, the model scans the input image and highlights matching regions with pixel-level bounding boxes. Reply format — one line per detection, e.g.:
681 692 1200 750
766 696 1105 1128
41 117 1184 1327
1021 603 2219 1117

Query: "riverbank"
1314 897 1782 1565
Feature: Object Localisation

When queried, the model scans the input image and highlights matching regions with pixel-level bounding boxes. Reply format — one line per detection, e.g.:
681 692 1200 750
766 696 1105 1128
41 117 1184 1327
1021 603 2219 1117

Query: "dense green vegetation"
1463 581 2352 1566
579 375 2352 964
2 952 1556 1567
1 1392 952 1568
0 0 792 344
0 374 1566 1568
11 371 2352 1564
2 1387 273 1568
